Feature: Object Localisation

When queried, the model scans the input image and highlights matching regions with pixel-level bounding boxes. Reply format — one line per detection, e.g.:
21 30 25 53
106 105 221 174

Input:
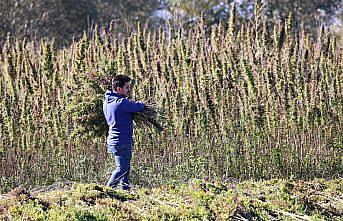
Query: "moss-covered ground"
0 178 342 220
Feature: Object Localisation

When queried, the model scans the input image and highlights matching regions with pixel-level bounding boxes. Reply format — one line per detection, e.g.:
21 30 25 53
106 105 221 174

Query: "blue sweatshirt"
103 90 144 146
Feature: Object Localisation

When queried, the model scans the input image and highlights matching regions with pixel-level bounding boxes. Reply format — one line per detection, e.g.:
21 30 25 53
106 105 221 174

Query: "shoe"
121 183 131 191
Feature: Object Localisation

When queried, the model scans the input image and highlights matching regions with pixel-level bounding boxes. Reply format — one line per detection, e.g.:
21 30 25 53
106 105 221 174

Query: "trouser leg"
106 144 132 188
121 158 131 190
107 155 127 187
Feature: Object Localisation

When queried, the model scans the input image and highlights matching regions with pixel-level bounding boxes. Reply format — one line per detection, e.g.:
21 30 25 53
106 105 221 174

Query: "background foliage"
0 0 342 47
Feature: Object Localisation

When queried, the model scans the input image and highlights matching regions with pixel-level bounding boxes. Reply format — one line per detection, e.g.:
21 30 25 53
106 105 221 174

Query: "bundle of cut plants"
133 101 164 132
66 74 164 136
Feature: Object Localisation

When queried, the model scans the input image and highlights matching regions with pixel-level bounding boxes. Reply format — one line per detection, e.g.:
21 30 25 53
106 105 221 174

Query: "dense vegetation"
1 0 342 46
0 3 342 194
0 179 342 220
0 0 158 46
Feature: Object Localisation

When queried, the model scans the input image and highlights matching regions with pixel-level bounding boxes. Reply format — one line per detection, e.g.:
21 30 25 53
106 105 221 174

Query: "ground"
0 178 342 220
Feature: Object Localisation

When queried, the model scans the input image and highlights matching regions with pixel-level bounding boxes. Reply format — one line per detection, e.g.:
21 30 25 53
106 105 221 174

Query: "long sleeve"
119 99 144 113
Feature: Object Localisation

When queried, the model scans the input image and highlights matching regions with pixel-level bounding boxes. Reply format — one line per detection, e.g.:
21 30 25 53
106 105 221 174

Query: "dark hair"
111 75 131 91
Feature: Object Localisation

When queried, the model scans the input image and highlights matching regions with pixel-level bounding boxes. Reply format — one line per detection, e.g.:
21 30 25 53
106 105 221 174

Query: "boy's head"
112 75 131 97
